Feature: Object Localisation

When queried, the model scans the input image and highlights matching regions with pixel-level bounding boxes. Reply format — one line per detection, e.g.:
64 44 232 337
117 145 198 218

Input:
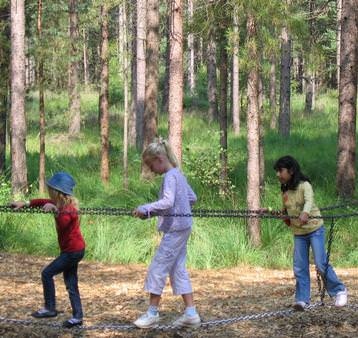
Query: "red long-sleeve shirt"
29 199 85 253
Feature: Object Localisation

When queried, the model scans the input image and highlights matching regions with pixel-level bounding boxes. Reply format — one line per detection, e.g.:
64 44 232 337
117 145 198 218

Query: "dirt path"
0 252 357 337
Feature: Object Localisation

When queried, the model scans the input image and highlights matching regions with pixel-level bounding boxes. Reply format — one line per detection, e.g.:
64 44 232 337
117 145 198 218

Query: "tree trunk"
207 31 218 122
258 74 265 193
99 5 110 184
83 29 89 87
0 94 6 174
219 43 228 196
269 54 277 129
279 24 291 137
297 53 303 94
142 0 159 178
37 0 46 194
168 0 183 164
187 0 195 96
129 4 137 147
136 0 146 151
336 0 342 91
0 5 9 175
119 3 129 189
68 0 81 137
336 0 357 198
246 14 261 247
232 7 240 135
10 0 28 195
161 10 170 113
304 71 313 115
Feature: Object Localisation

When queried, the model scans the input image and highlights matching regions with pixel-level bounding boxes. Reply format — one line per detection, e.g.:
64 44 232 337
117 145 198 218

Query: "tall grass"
0 89 357 269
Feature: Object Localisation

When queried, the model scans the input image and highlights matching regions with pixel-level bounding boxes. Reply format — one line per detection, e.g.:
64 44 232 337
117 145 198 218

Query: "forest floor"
0 252 357 338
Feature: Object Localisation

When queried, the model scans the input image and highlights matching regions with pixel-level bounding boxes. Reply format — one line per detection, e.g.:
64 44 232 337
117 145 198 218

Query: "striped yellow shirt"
282 181 323 235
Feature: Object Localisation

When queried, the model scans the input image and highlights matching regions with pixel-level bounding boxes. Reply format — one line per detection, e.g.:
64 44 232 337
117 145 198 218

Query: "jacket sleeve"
187 183 197 206
137 174 176 217
29 199 54 207
302 182 314 214
56 207 78 229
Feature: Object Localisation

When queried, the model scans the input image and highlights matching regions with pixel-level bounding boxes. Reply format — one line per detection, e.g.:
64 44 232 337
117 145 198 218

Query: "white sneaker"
172 313 201 328
133 312 159 328
335 289 348 307
293 301 307 311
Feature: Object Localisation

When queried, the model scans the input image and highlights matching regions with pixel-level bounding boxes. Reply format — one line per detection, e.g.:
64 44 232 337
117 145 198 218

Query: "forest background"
0 0 357 269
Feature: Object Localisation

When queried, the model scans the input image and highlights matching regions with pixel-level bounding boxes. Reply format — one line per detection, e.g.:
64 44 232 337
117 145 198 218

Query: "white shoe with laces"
172 313 201 328
335 289 348 307
133 312 159 328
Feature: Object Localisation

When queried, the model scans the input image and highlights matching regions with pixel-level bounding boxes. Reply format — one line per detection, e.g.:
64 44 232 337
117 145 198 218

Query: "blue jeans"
41 250 84 319
293 226 345 303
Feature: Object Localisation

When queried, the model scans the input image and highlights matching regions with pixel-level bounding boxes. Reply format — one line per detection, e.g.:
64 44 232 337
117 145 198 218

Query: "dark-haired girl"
264 156 347 310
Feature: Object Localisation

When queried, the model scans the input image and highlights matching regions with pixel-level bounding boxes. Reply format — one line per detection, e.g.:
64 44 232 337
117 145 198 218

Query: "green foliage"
2 89 358 269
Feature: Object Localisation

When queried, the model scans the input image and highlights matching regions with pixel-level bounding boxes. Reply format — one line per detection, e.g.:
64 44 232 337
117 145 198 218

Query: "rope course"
0 201 357 332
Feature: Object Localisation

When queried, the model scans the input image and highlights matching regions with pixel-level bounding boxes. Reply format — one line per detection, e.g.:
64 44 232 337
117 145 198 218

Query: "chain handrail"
1 204 358 220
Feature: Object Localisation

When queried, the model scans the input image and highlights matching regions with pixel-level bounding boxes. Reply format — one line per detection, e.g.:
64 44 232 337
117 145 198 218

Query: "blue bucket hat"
46 172 76 196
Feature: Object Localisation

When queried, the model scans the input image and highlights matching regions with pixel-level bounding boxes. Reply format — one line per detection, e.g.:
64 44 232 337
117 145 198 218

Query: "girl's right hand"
132 209 147 219
9 201 26 209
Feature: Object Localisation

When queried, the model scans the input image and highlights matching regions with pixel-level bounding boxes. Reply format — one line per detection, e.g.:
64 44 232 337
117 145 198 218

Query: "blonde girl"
11 172 85 328
133 138 201 328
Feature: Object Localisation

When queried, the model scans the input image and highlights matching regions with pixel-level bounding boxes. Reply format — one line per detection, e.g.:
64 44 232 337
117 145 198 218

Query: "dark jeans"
41 250 85 319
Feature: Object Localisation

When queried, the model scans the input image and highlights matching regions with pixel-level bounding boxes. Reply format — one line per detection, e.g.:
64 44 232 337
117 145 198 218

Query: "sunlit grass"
0 89 357 269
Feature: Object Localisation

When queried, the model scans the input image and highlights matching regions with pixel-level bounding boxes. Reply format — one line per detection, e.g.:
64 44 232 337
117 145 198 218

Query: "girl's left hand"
299 212 309 225
43 203 58 214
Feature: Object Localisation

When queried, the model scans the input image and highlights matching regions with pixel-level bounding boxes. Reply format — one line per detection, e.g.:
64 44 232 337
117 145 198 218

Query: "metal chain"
0 303 328 332
315 218 336 304
2 205 358 220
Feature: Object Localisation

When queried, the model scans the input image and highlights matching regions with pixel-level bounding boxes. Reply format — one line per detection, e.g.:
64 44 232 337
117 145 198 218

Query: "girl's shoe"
172 313 201 328
292 301 307 311
31 308 58 318
63 318 83 328
335 289 348 307
133 312 159 328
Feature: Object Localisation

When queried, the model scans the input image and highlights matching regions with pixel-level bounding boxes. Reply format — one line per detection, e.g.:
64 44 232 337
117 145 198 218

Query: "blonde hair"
142 137 180 168
48 187 79 209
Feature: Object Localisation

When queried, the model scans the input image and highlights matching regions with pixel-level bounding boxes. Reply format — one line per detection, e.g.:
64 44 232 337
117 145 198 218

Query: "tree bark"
83 29 89 87
161 9 170 113
246 14 261 247
129 4 137 147
136 0 146 151
336 0 357 198
142 0 159 178
168 0 183 164
188 0 195 96
269 54 277 129
258 74 265 193
68 0 81 137
232 7 240 135
99 5 110 184
279 24 291 137
10 0 28 195
37 0 46 194
219 43 228 196
207 30 218 122
336 0 342 91
0 6 9 175
119 3 129 190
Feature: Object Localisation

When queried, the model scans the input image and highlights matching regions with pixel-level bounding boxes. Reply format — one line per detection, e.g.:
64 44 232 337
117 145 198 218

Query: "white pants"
144 228 193 295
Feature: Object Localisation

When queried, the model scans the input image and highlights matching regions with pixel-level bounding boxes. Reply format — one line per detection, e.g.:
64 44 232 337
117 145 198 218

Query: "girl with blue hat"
11 172 86 328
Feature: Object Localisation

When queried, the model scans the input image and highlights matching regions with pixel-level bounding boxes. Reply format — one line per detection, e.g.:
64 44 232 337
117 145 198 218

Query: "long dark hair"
273 156 311 192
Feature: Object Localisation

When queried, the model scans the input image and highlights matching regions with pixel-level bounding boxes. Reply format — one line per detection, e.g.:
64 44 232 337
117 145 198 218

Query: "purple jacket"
137 168 197 233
